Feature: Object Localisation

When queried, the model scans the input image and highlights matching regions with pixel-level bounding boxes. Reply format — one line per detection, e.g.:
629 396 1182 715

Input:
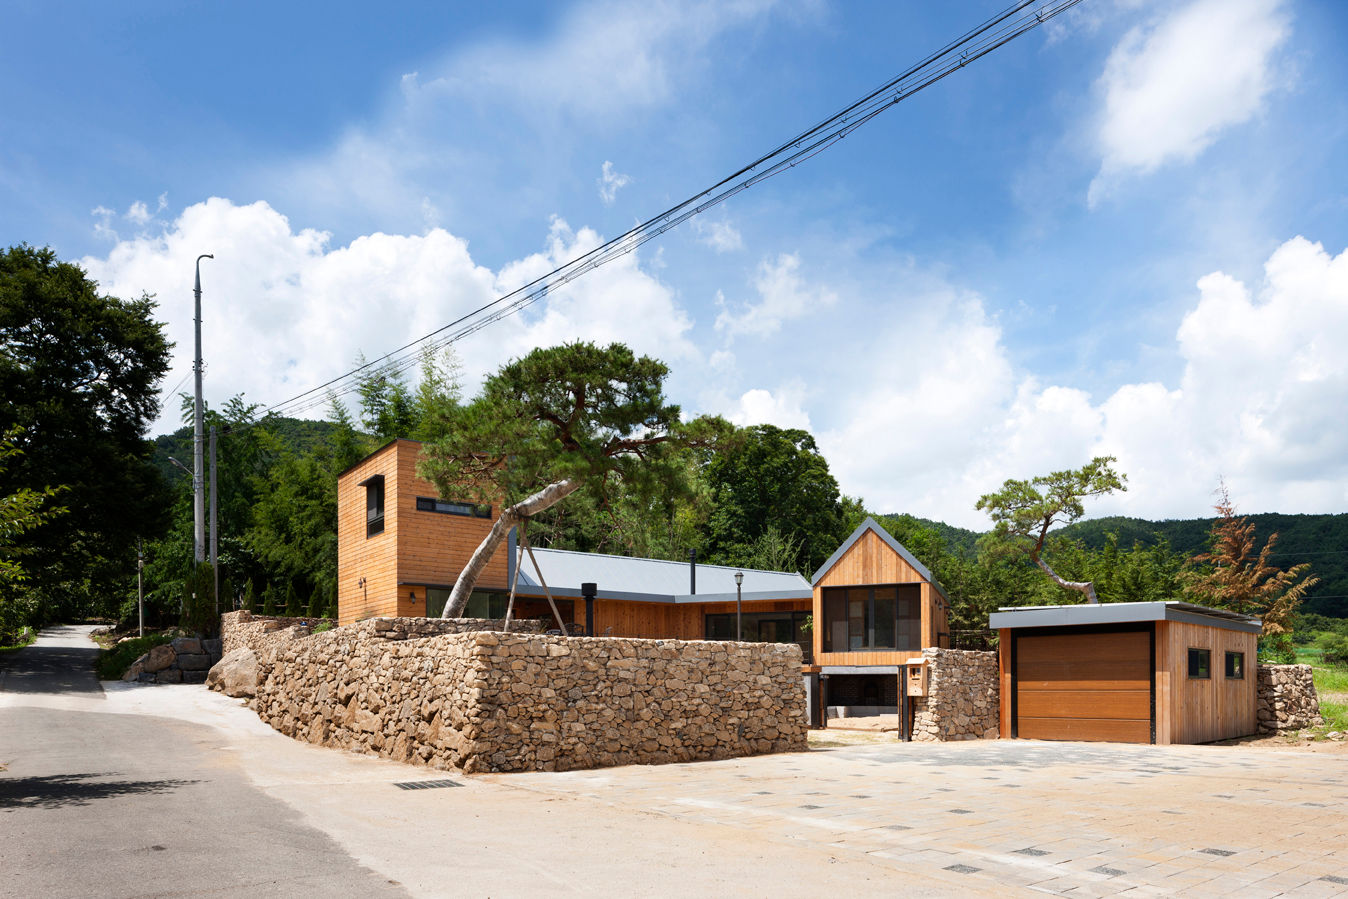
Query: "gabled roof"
810 517 948 602
512 546 812 605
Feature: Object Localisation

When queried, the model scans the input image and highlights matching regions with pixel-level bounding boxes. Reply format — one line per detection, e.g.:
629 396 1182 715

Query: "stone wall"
1257 664 1323 733
910 648 1000 742
123 636 223 684
220 611 537 656
219 613 806 772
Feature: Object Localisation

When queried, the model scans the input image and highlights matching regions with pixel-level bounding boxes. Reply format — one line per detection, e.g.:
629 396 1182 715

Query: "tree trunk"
1033 556 1098 604
440 479 583 618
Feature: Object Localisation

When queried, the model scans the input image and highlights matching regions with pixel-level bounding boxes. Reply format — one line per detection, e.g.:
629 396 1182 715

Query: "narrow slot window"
1187 647 1211 679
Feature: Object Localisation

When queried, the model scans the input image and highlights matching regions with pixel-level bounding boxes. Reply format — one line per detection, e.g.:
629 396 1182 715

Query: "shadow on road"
0 772 201 810
0 626 103 695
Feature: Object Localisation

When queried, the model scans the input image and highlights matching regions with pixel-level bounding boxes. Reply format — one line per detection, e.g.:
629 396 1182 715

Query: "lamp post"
192 253 213 565
734 571 744 641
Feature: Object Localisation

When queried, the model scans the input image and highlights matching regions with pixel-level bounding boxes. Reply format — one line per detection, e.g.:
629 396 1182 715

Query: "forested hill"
152 418 343 486
888 511 1348 617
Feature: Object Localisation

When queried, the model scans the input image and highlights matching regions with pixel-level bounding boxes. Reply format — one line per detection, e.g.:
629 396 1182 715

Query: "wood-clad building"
990 602 1261 745
808 518 951 724
337 439 508 625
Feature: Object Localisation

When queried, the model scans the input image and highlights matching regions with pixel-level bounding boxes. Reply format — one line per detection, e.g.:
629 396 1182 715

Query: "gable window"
415 496 492 518
821 584 921 652
1187 647 1211 679
359 474 385 538
1225 651 1245 679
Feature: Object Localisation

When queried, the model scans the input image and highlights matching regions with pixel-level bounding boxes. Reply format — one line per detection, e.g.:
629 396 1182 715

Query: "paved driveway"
488 735 1348 896
4 627 1346 897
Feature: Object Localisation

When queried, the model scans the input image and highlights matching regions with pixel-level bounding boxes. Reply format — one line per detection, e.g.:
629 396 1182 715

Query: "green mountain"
151 418 344 487
882 511 1348 617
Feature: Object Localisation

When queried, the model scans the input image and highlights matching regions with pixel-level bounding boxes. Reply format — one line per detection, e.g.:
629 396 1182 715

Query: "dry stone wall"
219 613 806 773
1257 664 1323 732
122 636 223 684
910 648 1000 742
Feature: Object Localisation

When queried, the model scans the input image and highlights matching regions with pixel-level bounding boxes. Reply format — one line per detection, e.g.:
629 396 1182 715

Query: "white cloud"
714 253 836 338
814 236 1348 528
692 217 744 253
597 161 632 205
1089 0 1291 203
727 385 813 431
81 199 695 435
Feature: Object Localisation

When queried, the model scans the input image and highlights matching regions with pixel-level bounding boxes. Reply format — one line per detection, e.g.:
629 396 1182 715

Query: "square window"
1225 651 1244 679
1188 647 1211 679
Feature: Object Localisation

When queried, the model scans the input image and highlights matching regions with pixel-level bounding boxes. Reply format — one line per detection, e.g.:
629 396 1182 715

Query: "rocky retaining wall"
1257 663 1323 733
123 636 223 684
911 648 1000 741
219 613 806 772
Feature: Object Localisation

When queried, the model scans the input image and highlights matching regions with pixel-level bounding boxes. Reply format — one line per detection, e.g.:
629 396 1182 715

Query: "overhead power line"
238 0 1086 425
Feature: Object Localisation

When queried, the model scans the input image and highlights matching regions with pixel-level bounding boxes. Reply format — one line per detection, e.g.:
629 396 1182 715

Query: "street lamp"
734 571 744 641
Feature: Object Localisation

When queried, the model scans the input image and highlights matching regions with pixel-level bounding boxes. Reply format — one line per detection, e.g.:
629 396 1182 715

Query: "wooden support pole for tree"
519 525 571 635
501 523 526 634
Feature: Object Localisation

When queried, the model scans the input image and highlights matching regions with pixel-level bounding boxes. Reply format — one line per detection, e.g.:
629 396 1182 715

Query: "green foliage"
261 584 277 616
179 562 218 637
95 632 175 680
704 425 852 575
1258 634 1297 664
283 582 302 616
0 625 35 651
306 584 324 618
312 619 334 633
247 431 341 606
240 580 257 613
976 457 1127 601
1321 635 1348 668
0 245 172 624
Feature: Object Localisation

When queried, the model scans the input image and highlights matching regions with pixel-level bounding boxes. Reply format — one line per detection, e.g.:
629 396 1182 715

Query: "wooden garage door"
1015 630 1152 743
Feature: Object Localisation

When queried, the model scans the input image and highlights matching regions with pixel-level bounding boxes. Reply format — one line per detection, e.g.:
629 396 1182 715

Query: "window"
821 585 921 653
425 588 508 619
1225 651 1245 679
704 611 813 664
415 496 492 518
359 475 385 538
1187 647 1211 679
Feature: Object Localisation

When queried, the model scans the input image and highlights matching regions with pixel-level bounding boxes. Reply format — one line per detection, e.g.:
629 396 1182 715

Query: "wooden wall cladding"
1155 620 1257 744
336 444 400 625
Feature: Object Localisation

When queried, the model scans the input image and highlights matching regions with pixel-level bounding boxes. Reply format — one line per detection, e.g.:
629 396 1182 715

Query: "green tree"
261 584 277 616
283 582 302 616
306 584 324 618
180 562 218 637
975 457 1127 604
241 579 257 612
419 341 732 618
247 433 340 606
704 425 854 574
0 245 172 622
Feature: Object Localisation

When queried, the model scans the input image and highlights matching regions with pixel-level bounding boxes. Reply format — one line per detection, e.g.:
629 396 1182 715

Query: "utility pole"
192 253 213 564
210 424 219 614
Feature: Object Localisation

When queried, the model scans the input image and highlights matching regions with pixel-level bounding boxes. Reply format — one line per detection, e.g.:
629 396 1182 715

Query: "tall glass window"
821 585 921 652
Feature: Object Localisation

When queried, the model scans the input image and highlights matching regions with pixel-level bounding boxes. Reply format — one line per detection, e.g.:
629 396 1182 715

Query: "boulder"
206 647 259 698
175 652 212 671
142 644 177 673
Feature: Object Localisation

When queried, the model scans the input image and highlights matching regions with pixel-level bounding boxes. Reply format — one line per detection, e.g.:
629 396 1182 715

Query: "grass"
94 632 176 680
0 627 37 653
1311 664 1348 734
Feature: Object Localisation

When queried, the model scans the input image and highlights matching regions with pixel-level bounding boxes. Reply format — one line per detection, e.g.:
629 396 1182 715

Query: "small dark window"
415 496 492 518
1225 651 1244 679
359 474 385 538
1187 647 1211 679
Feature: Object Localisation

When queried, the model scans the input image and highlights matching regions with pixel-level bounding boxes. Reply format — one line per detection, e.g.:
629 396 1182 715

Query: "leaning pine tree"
419 341 732 619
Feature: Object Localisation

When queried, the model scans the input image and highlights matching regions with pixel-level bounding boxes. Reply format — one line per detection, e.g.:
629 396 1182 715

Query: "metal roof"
988 601 1262 635
511 546 813 605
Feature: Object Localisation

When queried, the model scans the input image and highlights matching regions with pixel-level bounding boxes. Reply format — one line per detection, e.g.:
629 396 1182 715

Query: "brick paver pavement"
487 739 1348 896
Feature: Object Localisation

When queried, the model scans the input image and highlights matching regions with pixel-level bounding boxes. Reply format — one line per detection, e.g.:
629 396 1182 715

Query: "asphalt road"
0 626 407 899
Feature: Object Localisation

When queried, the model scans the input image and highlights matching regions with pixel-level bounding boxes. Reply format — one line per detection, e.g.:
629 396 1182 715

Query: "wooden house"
808 518 951 723
989 602 1261 745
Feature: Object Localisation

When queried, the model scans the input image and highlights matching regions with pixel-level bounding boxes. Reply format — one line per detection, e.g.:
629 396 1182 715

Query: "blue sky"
4 0 1347 527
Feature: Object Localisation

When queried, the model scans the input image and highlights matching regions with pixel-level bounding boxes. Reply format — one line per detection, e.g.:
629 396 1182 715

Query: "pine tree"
1184 484 1319 636
261 584 277 616
241 579 257 612
306 584 324 618
283 582 302 616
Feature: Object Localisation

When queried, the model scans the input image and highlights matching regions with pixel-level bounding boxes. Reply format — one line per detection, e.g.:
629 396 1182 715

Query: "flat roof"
988 601 1262 635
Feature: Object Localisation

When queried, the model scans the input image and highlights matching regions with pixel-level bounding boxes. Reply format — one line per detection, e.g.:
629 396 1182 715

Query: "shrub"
312 620 334 634
1258 635 1297 665
1322 635 1348 668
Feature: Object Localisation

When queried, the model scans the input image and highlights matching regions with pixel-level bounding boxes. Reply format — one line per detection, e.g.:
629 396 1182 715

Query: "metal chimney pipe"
581 582 597 637
689 549 696 595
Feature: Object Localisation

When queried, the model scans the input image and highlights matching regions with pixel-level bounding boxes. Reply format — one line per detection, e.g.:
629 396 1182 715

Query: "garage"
991 602 1262 745
1012 626 1152 743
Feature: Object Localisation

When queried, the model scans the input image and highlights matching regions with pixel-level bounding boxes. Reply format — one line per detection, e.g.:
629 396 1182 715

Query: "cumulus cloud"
597 161 632 205
814 236 1348 527
1089 0 1291 203
692 217 744 253
81 199 695 435
714 253 837 338
727 385 813 431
